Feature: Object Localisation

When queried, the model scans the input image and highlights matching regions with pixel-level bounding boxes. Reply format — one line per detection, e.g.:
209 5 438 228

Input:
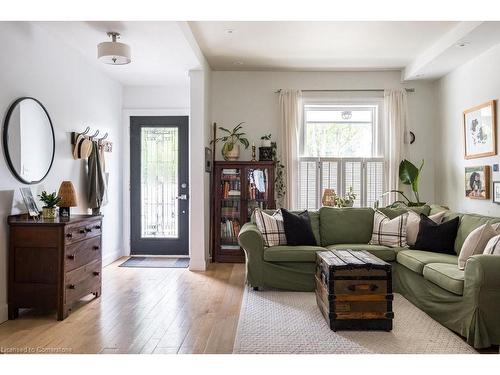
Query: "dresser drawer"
65 220 102 244
65 236 101 272
65 260 101 304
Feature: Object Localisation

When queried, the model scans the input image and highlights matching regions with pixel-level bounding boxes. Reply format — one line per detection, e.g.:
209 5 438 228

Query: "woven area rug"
119 257 189 268
233 289 476 354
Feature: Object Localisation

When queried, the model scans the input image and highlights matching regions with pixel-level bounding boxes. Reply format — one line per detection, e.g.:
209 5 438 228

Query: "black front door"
130 116 189 255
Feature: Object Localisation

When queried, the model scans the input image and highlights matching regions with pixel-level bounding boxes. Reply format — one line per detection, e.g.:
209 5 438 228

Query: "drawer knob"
93 271 100 276
94 225 101 230
79 229 86 234
66 233 73 238
93 246 100 251
67 254 75 260
68 284 76 290
85 228 92 233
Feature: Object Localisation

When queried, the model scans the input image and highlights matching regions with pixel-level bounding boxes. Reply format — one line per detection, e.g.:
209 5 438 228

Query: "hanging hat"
73 134 93 159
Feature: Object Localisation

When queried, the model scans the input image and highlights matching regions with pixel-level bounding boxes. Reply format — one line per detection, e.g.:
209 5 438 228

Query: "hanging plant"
271 141 286 208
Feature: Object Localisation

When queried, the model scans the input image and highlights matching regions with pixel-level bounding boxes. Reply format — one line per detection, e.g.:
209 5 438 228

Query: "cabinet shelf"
212 161 275 263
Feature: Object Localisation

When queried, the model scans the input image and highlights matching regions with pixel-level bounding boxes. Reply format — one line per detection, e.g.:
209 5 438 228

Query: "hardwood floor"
0 258 246 354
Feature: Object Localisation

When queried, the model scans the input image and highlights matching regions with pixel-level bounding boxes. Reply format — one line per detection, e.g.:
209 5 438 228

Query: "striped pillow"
370 210 408 248
254 209 287 247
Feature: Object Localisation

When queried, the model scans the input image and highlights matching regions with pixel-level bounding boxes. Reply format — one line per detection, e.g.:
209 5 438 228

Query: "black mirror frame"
2 97 56 185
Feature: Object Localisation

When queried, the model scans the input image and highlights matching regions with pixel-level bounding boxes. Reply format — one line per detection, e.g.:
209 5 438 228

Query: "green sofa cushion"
263 245 325 262
397 250 458 274
326 244 399 262
319 207 374 246
423 263 465 295
454 214 500 254
308 211 321 246
379 205 431 219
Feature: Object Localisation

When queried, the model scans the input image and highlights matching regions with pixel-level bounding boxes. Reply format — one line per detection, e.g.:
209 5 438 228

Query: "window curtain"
384 88 409 205
279 89 302 209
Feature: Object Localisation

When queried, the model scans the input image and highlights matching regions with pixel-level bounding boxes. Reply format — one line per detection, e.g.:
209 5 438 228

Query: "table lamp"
58 181 77 218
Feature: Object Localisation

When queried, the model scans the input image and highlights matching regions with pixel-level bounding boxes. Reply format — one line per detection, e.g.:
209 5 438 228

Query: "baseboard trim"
189 257 207 271
102 248 125 267
0 303 8 323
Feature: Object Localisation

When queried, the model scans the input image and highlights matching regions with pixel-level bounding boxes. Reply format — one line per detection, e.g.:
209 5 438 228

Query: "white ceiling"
36 21 201 87
189 21 459 71
190 21 500 80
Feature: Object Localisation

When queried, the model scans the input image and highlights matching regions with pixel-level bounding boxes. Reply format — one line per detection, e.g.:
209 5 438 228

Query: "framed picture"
205 147 212 173
493 182 500 204
465 166 490 199
463 100 496 159
20 187 40 217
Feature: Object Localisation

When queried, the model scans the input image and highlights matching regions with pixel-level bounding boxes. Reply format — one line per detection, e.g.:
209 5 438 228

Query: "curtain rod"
274 88 415 93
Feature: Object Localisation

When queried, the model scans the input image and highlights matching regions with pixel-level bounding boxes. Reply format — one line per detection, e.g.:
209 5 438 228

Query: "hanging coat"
87 141 106 209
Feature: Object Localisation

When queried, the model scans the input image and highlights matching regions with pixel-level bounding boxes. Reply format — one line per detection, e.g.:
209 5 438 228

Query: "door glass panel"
220 168 241 250
247 168 270 220
141 127 178 238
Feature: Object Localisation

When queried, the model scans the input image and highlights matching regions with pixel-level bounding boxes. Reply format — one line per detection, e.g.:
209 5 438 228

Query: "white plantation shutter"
298 158 385 209
343 160 363 207
299 160 318 210
366 160 385 208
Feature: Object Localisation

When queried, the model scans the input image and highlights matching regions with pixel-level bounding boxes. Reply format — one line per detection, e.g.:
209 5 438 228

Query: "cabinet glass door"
246 167 271 221
220 168 242 250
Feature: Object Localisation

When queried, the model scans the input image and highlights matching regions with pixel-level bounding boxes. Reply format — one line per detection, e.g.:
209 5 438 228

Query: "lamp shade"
58 181 77 207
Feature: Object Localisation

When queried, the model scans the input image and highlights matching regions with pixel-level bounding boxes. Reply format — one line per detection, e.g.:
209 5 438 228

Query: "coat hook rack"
71 127 113 153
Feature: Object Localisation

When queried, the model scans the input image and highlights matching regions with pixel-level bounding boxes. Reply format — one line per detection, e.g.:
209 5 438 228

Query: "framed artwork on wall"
465 165 490 200
463 100 496 159
493 182 500 204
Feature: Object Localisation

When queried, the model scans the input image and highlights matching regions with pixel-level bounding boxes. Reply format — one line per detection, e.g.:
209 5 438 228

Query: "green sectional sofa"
237 205 500 348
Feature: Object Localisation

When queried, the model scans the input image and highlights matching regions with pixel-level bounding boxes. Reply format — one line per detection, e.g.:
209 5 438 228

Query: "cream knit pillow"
406 210 446 246
483 234 500 255
458 222 500 270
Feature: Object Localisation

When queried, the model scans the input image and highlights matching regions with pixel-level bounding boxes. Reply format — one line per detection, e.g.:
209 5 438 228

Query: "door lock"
176 194 188 200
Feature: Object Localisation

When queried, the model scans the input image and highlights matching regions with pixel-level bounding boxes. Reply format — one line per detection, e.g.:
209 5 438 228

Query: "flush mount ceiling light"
97 32 131 65
455 40 471 48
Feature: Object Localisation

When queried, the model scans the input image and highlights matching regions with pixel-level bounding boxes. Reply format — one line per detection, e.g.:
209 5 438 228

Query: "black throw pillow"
411 214 459 254
281 208 317 246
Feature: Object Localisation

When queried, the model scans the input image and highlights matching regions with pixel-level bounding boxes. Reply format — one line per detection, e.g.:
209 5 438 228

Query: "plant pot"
261 139 272 147
224 144 240 161
42 207 57 219
345 201 354 208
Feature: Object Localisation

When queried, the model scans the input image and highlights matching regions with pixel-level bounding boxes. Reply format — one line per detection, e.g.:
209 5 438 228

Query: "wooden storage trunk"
315 249 393 331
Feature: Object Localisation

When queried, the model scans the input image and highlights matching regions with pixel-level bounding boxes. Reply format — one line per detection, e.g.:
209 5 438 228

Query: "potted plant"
38 191 61 219
261 133 272 147
382 159 425 207
212 122 250 160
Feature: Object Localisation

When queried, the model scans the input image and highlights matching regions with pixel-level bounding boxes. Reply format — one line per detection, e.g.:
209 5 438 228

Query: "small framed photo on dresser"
493 182 500 204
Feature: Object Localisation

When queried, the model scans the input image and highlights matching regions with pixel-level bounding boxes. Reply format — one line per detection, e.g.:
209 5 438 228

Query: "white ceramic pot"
225 144 240 160
261 139 272 147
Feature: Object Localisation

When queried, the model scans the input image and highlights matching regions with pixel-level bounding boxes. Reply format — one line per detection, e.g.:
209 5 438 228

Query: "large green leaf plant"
383 159 425 207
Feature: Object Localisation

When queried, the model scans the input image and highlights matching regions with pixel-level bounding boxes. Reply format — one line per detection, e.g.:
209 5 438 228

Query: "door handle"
176 194 188 200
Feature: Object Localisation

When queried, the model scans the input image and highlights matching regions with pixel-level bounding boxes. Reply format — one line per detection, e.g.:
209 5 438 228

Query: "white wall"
211 70 437 203
0 22 123 323
188 65 212 271
435 44 500 216
123 85 190 109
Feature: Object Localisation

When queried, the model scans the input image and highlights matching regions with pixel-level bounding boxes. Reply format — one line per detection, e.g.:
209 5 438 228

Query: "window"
298 103 385 210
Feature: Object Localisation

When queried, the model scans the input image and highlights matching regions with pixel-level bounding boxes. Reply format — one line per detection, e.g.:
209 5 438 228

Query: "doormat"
119 257 190 268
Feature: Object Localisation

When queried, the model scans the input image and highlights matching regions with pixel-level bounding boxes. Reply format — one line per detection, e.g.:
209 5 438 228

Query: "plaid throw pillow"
254 209 287 247
370 210 408 247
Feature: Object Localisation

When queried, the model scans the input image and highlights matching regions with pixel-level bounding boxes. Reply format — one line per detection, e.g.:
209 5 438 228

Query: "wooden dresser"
7 214 103 320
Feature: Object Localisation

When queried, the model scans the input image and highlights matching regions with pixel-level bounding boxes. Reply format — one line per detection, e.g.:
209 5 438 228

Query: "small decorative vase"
225 144 240 160
261 139 272 147
42 207 57 219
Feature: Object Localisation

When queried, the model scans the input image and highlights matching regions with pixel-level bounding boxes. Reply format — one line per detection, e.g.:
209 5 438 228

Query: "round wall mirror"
3 97 55 184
